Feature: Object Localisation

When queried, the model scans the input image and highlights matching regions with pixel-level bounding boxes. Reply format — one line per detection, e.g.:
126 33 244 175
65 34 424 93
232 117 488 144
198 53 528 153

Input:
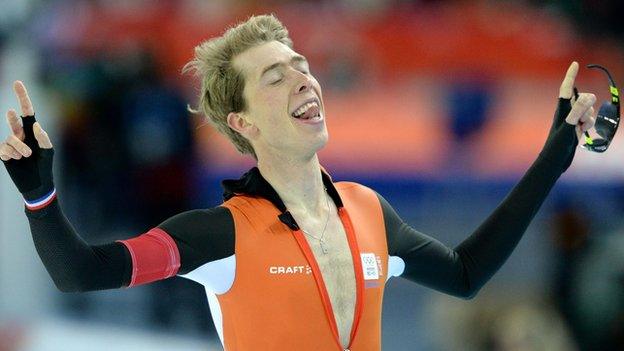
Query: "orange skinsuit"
218 182 387 350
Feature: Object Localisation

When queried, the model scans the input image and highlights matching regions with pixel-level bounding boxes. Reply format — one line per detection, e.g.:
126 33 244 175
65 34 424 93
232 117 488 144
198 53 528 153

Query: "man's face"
231 40 327 160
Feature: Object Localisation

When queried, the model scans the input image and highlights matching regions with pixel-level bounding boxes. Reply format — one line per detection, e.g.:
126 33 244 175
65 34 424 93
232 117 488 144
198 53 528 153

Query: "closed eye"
297 65 310 75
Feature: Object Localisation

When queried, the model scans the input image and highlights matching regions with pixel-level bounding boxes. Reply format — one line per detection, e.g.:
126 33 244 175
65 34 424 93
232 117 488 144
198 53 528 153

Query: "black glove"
539 97 578 173
2 115 55 203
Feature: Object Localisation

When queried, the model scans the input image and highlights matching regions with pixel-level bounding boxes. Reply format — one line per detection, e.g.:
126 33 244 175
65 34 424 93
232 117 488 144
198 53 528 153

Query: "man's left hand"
540 61 596 172
559 61 596 141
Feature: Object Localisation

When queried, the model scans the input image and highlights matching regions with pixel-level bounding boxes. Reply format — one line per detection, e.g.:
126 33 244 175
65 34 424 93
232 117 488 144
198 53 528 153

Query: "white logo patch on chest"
360 253 380 280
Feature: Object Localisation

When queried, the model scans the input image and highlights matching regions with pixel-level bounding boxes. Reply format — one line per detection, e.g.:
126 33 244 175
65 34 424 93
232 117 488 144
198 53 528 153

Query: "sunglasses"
577 64 620 153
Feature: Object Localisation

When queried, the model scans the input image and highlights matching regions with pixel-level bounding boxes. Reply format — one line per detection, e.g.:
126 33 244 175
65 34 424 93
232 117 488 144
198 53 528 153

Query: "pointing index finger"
559 61 579 99
13 80 34 116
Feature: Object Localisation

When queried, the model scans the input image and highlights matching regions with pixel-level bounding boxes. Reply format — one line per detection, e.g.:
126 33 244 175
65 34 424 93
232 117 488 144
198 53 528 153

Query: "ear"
227 112 258 139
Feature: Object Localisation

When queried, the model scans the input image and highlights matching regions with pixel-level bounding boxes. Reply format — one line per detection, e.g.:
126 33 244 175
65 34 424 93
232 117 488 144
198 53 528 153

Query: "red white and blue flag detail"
25 188 57 211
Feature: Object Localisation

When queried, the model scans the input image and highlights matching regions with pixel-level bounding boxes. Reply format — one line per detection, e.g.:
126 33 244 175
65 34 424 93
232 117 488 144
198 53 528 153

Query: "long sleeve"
382 155 564 299
382 94 581 298
25 198 132 292
25 195 235 292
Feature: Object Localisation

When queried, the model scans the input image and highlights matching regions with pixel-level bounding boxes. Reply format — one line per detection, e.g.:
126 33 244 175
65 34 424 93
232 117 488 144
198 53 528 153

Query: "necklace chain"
301 193 330 254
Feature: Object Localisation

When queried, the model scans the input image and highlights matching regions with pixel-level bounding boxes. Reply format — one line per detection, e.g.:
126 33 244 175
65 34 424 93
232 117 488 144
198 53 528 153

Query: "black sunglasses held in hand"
576 64 620 153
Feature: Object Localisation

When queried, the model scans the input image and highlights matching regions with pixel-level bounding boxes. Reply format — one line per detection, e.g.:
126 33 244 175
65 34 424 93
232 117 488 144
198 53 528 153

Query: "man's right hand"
1 81 56 208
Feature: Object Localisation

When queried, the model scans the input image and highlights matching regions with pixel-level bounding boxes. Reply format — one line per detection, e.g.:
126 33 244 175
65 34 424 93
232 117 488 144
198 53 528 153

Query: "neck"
257 152 326 216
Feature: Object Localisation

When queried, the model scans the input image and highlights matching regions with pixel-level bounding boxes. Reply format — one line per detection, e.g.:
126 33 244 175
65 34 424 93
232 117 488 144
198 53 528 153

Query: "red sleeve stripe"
117 227 181 287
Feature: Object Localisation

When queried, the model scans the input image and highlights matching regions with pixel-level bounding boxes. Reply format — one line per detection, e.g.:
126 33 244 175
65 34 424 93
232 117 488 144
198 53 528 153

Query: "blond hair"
183 14 293 159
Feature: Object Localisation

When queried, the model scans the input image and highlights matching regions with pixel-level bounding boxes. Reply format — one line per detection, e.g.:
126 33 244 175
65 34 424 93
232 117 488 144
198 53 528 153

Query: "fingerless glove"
2 115 56 210
539 97 579 172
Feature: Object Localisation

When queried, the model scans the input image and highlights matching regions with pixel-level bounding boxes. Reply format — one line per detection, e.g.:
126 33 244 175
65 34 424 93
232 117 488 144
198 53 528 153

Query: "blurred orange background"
49 1 624 178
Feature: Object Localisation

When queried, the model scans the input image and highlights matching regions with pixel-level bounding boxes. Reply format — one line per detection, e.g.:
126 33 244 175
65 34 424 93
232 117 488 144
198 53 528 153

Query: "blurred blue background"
1 0 624 350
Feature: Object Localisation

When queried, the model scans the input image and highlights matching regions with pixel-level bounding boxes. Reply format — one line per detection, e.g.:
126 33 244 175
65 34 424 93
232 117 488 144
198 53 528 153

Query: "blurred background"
1 0 624 350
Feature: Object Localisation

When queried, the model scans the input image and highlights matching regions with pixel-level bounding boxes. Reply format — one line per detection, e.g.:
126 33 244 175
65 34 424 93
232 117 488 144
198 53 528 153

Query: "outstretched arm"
383 62 596 299
1 81 134 292
1 81 235 292
22 200 233 292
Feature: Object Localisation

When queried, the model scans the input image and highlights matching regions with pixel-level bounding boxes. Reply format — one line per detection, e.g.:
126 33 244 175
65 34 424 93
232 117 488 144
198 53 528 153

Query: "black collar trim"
221 167 344 230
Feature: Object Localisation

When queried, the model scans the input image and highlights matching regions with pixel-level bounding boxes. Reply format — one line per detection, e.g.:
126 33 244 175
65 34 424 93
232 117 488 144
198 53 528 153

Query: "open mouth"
291 99 321 120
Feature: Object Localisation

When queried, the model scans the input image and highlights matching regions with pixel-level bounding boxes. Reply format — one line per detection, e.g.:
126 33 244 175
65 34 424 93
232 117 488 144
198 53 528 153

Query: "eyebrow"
259 55 308 79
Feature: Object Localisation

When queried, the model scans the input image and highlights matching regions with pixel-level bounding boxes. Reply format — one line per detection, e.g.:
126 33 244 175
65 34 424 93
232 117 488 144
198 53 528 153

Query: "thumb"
33 122 53 149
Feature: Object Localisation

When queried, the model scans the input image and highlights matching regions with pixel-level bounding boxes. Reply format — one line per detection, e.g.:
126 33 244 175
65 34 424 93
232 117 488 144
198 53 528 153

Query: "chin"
300 133 328 160
314 128 329 150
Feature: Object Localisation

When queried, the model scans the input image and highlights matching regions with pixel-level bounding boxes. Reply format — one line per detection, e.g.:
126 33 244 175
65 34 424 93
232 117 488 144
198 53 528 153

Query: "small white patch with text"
361 253 380 280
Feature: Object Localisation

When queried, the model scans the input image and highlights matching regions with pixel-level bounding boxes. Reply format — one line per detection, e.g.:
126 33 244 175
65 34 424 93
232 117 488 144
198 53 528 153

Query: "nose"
294 72 312 94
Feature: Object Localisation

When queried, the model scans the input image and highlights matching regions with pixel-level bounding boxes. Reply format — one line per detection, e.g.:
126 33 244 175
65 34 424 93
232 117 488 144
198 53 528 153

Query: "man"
1 14 596 351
